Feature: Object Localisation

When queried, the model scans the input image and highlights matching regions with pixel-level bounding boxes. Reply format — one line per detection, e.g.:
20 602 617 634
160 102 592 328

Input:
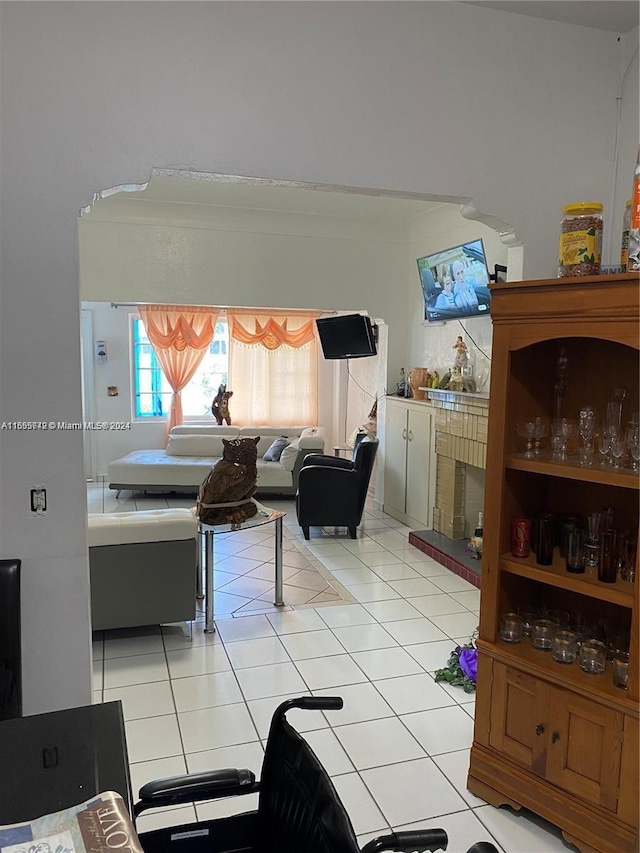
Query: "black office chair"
296 435 379 539
134 697 499 853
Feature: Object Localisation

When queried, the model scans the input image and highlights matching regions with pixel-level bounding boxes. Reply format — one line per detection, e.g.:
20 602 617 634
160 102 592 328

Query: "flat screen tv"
417 238 492 323
316 314 377 359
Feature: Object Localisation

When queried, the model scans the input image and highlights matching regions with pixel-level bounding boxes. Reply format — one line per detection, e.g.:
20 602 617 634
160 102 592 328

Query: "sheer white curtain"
228 312 318 426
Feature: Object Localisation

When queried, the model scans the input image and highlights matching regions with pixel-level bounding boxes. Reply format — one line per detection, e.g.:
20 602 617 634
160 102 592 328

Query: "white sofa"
107 425 326 496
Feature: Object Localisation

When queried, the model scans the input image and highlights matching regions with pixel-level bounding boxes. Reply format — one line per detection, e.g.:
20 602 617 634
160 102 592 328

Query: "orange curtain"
227 311 319 427
229 315 316 350
138 304 219 434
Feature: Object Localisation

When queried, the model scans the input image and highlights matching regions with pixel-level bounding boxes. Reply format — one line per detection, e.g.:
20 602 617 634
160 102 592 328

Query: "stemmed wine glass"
597 433 612 467
551 418 577 461
626 425 640 472
611 437 625 469
517 420 537 458
578 406 596 466
532 417 549 456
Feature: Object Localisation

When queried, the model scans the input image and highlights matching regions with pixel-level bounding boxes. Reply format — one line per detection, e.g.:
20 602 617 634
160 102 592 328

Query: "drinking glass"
532 618 556 650
499 612 524 643
584 512 601 569
552 630 578 664
626 425 640 472
605 400 623 436
578 405 596 451
516 421 536 458
566 529 586 574
597 434 611 466
551 418 576 461
579 640 606 674
579 445 594 466
535 514 555 566
598 530 617 583
518 605 538 637
614 530 632 580
611 437 625 469
532 417 549 456
548 608 571 628
613 652 629 689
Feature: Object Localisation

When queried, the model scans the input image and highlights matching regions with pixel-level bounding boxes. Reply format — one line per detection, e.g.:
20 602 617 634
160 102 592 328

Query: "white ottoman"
88 509 198 632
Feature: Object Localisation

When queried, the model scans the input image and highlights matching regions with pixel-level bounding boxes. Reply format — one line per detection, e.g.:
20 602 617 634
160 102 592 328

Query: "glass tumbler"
598 530 618 583
531 618 556 650
613 652 629 689
565 529 586 574
551 630 578 664
518 605 538 637
579 640 607 674
535 514 555 566
499 612 524 643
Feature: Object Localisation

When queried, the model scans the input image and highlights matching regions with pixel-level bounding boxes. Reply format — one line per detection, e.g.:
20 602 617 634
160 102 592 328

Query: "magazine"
0 792 143 853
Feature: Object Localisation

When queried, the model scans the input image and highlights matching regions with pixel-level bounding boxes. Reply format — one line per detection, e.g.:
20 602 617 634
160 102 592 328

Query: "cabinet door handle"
551 731 560 744
402 428 407 440
408 430 413 441
535 724 545 736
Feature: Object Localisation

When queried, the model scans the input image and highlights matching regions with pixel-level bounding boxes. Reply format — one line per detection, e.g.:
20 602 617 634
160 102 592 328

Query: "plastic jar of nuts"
558 202 603 277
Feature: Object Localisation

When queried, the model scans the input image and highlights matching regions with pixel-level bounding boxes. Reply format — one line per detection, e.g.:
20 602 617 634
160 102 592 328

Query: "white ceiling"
101 175 447 223
463 1 639 33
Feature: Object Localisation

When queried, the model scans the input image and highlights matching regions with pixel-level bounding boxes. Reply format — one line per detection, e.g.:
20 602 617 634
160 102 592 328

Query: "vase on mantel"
409 368 430 400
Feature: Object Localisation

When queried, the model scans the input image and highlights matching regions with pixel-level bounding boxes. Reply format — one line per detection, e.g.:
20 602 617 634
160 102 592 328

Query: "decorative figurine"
211 383 233 425
453 336 469 370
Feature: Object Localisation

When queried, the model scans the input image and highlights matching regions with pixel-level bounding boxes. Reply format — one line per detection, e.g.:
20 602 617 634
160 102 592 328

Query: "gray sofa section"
88 509 198 632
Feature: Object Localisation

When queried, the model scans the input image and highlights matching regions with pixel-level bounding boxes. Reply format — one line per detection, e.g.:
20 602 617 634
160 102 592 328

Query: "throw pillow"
263 435 290 462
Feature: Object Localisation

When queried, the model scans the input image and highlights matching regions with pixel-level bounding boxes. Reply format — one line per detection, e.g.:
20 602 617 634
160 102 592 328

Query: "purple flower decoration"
458 648 478 682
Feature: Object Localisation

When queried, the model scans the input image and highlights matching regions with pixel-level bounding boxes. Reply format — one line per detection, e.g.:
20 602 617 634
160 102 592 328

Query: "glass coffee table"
198 499 286 633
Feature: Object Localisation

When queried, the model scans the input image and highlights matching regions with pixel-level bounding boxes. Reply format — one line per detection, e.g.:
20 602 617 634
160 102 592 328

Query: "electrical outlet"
30 487 47 515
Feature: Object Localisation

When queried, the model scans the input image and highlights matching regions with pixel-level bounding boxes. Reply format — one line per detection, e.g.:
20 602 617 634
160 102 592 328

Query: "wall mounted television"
315 314 377 359
417 238 492 323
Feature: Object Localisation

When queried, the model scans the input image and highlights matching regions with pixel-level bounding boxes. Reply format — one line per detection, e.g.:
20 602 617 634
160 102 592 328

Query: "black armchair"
296 436 379 539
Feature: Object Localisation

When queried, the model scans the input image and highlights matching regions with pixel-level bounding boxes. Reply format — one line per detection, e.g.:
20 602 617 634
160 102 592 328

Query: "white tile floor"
90 482 578 852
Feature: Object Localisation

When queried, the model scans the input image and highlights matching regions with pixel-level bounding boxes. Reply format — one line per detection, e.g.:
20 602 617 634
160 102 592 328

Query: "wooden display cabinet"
467 273 639 853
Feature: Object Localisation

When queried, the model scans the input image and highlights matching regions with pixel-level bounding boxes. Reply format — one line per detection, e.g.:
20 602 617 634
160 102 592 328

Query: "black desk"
0 701 132 824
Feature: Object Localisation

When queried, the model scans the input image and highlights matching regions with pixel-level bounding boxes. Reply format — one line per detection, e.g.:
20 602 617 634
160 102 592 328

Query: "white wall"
406 207 509 389
82 304 167 477
79 198 410 392
1 1 637 714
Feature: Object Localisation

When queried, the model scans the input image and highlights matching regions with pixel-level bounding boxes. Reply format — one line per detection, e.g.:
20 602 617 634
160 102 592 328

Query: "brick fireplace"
429 389 489 538
408 389 489 589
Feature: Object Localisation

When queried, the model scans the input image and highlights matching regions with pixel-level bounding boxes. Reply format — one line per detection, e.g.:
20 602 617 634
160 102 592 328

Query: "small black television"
417 238 492 323
316 314 377 359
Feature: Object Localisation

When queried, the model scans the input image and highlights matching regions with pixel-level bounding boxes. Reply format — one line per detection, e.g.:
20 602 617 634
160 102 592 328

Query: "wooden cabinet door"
489 661 548 774
384 402 408 515
405 407 432 527
545 687 623 813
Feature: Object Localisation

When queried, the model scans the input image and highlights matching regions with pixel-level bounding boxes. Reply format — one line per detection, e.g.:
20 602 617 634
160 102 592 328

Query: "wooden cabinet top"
489 272 639 328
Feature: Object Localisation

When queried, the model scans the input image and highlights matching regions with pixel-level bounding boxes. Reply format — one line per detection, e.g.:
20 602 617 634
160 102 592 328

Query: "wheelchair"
134 697 498 853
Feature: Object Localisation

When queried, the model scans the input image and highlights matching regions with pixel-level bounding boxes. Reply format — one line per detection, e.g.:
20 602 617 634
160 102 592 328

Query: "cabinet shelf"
500 551 635 607
505 453 639 490
478 638 638 717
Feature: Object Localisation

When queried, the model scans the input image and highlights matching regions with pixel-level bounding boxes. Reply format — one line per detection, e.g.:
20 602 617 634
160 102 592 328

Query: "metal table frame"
198 500 285 633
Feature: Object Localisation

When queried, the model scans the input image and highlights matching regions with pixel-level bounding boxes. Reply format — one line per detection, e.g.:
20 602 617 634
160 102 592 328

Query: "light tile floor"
90 482 578 853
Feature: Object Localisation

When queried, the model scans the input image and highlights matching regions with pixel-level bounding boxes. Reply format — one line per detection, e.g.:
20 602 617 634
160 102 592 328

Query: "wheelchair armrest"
134 768 258 817
301 453 354 470
361 828 448 852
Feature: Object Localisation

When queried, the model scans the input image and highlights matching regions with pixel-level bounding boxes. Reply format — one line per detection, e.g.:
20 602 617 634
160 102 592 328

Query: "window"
132 318 228 419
